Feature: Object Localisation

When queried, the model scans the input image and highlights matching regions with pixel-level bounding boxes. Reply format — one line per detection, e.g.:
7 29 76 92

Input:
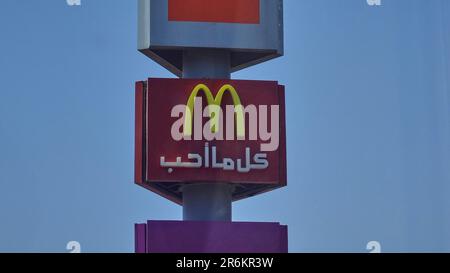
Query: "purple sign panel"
135 220 288 253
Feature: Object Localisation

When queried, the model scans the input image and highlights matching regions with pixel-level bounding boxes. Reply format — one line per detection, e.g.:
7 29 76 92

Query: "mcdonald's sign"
181 83 245 140
135 78 287 204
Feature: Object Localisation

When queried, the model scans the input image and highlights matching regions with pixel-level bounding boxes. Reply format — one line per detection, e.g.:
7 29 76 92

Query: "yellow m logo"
183 84 245 138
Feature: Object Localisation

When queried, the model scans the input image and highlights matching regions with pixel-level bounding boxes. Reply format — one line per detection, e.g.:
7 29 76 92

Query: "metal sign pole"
181 49 234 222
135 0 288 253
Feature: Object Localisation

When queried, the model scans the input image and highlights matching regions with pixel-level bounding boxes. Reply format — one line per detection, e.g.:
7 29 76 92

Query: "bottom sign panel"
135 221 288 253
135 78 287 204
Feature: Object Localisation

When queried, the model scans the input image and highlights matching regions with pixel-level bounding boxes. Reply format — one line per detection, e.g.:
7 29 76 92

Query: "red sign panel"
168 0 260 24
135 78 286 204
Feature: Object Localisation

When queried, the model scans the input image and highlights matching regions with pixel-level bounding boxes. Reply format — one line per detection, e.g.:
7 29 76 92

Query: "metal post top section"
138 0 284 77
182 49 231 79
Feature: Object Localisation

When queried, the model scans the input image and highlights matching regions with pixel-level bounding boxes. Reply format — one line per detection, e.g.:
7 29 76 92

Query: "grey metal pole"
181 49 234 222
182 49 231 79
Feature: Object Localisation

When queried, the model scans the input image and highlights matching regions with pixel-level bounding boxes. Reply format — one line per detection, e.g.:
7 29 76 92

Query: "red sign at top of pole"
139 0 282 76
168 0 260 24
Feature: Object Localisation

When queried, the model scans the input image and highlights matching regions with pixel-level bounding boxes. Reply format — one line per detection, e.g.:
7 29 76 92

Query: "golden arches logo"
183 84 245 138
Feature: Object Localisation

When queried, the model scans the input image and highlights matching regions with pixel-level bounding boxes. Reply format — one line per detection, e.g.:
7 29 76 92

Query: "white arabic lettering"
160 143 269 173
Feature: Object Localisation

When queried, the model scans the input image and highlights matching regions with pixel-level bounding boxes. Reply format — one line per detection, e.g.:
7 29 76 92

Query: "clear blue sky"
0 0 449 252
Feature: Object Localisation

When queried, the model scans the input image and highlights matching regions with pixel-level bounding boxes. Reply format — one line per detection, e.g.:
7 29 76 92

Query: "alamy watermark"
66 0 81 6
367 241 382 253
367 0 382 6
66 241 81 253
